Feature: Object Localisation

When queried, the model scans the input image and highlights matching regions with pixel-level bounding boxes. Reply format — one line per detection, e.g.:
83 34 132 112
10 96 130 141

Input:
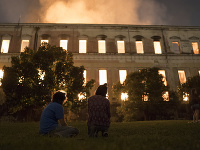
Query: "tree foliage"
113 67 179 121
2 44 94 118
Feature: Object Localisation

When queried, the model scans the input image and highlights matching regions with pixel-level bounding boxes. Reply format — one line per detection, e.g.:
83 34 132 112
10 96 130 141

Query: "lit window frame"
79 40 87 53
99 70 107 85
153 41 162 54
192 42 199 54
158 70 167 86
21 40 30 52
117 40 125 53
1 40 10 53
60 40 68 50
136 41 144 54
178 70 186 84
172 41 180 54
0 69 4 86
119 70 127 84
98 40 106 53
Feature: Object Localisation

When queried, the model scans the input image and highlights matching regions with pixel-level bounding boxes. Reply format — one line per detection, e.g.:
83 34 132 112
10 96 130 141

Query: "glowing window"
162 91 169 101
199 70 200 76
60 40 68 50
136 41 144 54
41 40 48 46
158 70 167 86
172 42 180 54
79 40 87 53
98 40 106 53
183 92 189 101
153 41 162 54
21 40 29 52
99 70 107 85
0 69 4 86
121 93 128 101
178 70 186 84
1 40 10 53
117 41 125 53
119 70 127 84
83 70 86 85
192 42 199 54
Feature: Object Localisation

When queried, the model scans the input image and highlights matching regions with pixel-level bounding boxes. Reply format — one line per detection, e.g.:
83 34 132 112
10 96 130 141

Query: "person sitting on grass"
40 90 79 137
87 83 111 137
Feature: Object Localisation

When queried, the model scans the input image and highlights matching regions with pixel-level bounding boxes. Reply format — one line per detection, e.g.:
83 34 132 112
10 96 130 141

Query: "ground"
1 120 200 150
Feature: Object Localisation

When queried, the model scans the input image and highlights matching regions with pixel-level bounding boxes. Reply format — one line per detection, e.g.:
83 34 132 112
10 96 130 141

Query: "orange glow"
143 94 149 101
192 42 199 54
98 40 106 53
172 42 180 54
162 91 169 101
121 93 128 101
0 69 4 86
1 40 10 53
21 40 29 52
117 41 125 53
39 0 160 24
158 70 167 86
78 92 86 101
183 92 189 101
153 41 162 54
83 70 86 85
136 41 144 54
178 70 186 84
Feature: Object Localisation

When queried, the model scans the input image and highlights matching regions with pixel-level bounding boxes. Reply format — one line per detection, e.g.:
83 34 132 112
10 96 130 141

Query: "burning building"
0 23 200 102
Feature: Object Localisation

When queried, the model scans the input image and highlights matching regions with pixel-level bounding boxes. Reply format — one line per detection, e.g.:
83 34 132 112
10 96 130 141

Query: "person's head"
95 83 107 97
52 90 67 105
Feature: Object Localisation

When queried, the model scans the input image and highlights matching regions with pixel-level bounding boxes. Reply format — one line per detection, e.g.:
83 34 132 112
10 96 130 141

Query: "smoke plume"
38 0 167 25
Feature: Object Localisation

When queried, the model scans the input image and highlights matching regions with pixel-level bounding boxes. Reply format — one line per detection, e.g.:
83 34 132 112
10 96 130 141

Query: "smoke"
38 0 167 25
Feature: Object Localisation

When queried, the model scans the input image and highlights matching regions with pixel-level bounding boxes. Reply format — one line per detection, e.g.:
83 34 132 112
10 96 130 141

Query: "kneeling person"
40 90 79 137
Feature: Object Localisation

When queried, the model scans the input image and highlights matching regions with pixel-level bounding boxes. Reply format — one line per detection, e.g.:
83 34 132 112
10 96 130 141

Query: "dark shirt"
87 95 111 127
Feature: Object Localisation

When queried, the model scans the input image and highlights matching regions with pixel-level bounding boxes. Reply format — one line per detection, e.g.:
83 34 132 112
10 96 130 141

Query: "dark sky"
0 0 199 26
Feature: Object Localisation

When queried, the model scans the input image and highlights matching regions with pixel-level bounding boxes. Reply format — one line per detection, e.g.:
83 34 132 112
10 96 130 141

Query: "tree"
113 67 175 121
2 44 94 120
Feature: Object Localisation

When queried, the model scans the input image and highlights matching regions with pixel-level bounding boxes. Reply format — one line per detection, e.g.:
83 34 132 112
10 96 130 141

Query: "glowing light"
60 40 68 50
21 40 29 52
41 40 48 46
117 41 125 53
199 70 200 76
1 40 10 53
79 40 87 53
99 70 107 85
78 92 86 101
98 40 106 53
153 41 162 54
136 41 144 54
192 42 199 54
38 70 45 80
83 70 86 86
172 42 180 54
0 69 4 86
162 91 169 101
119 70 127 84
143 94 149 101
158 70 167 86
178 70 186 84
121 93 128 101
183 92 189 101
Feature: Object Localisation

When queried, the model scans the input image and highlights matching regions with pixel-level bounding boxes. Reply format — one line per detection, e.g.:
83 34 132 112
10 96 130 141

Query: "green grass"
1 120 200 150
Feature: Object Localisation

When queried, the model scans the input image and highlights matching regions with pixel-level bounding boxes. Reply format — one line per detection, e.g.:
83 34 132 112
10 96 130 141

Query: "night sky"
0 0 199 26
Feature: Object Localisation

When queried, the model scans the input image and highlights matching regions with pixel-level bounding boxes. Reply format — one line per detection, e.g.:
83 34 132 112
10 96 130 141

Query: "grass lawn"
1 120 200 150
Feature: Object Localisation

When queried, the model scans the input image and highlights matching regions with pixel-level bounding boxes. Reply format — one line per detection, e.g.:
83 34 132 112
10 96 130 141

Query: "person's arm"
58 119 67 126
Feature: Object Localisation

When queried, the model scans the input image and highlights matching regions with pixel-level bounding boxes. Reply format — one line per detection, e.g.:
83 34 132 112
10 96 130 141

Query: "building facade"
0 23 200 102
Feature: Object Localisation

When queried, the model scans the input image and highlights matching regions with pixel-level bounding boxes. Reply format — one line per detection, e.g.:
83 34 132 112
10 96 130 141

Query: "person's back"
40 102 63 134
87 95 110 127
87 84 111 137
